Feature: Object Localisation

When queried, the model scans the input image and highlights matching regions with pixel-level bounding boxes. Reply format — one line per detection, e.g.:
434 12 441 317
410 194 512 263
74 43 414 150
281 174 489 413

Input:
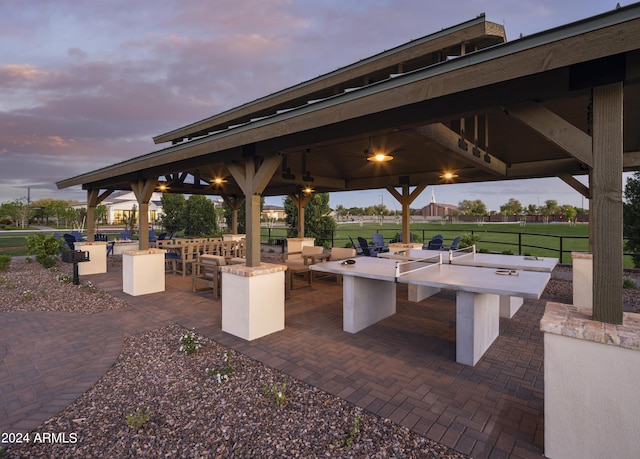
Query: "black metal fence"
261 225 636 265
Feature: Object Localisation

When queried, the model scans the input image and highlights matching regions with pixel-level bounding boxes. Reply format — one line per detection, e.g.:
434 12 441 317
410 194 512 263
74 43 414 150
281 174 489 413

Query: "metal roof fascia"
151 14 494 142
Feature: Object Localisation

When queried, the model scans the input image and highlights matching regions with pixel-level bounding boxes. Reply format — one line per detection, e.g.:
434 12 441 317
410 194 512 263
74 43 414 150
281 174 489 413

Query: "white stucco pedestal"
571 252 593 308
122 248 166 296
220 263 286 341
74 241 107 275
541 302 640 459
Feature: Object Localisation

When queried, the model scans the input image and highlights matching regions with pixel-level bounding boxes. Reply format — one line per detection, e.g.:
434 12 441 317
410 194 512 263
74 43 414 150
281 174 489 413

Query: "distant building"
421 190 459 219
75 191 164 225
262 204 285 221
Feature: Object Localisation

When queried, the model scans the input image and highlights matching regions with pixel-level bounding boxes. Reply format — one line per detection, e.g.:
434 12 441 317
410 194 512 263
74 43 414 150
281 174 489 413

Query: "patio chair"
357 237 378 257
192 255 224 298
120 230 133 240
444 236 461 251
71 231 84 242
349 236 364 255
372 233 389 253
426 235 444 250
62 233 76 250
174 243 198 277
149 229 158 247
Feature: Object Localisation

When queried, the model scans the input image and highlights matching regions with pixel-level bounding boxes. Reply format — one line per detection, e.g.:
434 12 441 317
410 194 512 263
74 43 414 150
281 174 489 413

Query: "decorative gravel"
5 324 467 458
2 258 639 458
0 258 129 314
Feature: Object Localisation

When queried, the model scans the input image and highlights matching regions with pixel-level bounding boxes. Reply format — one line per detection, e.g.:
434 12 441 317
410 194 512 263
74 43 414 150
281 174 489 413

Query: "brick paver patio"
1 258 566 458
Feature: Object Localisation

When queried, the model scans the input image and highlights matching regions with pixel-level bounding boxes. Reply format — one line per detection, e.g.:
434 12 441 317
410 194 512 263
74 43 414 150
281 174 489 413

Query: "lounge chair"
357 237 378 256
62 234 76 250
372 233 389 253
444 236 461 251
426 235 444 250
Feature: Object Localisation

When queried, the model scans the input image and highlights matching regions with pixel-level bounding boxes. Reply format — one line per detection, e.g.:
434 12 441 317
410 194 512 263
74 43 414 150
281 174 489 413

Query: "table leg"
342 276 396 333
455 292 500 366
499 296 524 318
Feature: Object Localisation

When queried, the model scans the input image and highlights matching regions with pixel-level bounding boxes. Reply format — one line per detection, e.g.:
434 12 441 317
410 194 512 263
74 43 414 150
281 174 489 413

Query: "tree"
183 195 217 237
500 198 523 215
458 199 487 216
526 204 538 215
160 193 187 234
284 192 337 247
222 197 264 234
623 172 640 267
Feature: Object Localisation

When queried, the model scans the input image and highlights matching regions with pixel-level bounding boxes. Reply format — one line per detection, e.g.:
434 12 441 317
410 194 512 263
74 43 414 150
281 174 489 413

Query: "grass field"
2 223 636 268
261 221 636 268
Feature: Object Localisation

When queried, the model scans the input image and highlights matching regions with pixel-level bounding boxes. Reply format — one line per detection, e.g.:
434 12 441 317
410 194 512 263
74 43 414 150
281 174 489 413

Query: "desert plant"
334 414 361 448
179 329 201 355
262 382 287 407
623 277 637 289
458 232 480 249
26 233 64 268
0 254 10 272
126 407 150 429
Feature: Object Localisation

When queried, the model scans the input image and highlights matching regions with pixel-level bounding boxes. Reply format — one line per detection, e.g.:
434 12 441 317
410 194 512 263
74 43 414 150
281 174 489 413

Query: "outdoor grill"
61 250 90 285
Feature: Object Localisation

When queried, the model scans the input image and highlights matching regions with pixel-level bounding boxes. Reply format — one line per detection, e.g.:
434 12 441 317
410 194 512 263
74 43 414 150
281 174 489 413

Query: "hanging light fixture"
210 177 228 185
365 139 393 162
439 171 459 180
157 182 170 192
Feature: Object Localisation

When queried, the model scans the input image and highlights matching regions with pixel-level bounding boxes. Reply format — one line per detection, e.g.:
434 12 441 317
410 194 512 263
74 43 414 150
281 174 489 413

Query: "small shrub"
334 414 361 449
0 254 10 272
179 329 201 355
36 254 57 269
26 234 64 268
262 382 287 407
458 233 480 249
207 352 234 384
501 249 514 255
623 277 637 289
126 407 150 429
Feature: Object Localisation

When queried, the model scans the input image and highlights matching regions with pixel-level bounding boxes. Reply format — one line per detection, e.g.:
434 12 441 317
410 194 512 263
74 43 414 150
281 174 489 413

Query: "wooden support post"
130 179 157 251
591 83 623 324
387 184 427 243
86 188 113 241
86 189 98 242
227 153 283 267
221 195 244 234
288 192 313 238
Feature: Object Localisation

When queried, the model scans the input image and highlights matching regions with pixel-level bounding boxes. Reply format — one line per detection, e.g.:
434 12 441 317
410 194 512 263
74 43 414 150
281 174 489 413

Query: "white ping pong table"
378 246 557 319
309 252 551 366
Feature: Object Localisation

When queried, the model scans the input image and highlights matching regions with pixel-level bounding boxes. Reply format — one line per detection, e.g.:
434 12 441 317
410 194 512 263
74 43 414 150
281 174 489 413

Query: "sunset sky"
0 0 620 212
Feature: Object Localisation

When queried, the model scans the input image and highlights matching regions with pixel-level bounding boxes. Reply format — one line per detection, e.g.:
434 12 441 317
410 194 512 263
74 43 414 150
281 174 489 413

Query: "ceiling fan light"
367 152 393 162
439 172 458 180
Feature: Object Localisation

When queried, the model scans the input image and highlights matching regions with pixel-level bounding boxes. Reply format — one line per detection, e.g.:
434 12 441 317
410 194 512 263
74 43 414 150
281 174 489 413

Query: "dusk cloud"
0 0 617 208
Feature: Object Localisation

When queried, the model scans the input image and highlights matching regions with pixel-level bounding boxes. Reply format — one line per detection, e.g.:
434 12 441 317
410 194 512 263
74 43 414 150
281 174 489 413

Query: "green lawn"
261 221 636 268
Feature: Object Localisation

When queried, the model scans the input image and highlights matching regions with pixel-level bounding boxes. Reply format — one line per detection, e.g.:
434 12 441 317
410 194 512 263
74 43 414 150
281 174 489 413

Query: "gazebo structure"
59 6 640 321
58 6 640 456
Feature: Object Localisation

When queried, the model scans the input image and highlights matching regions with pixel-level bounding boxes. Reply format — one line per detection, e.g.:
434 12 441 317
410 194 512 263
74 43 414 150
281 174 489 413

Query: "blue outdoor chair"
120 230 132 240
357 237 378 257
426 235 444 250
348 236 364 255
62 234 76 250
444 236 461 251
71 231 84 242
372 233 389 253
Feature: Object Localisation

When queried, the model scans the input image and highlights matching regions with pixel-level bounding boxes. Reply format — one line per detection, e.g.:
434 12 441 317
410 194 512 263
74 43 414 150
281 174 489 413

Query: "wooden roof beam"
414 123 507 176
503 101 593 168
